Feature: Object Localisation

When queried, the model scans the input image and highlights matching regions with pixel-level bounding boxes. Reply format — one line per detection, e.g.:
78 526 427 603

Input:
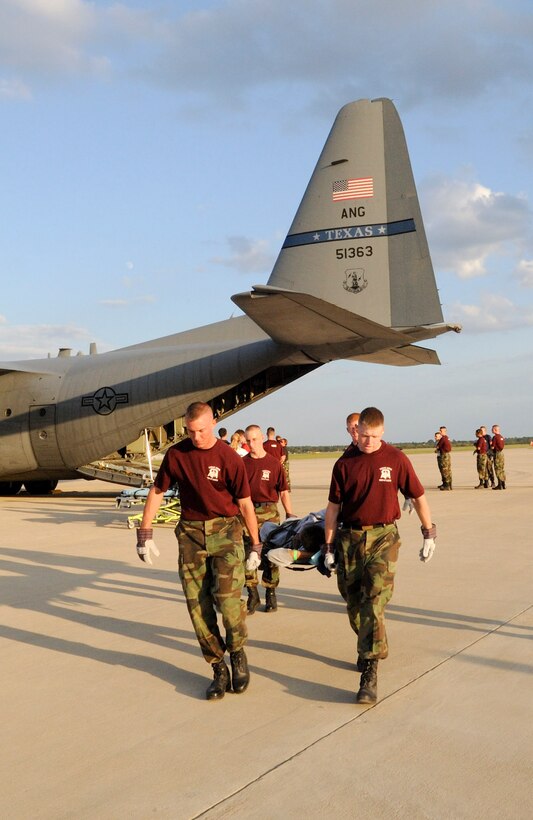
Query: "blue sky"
1 0 532 444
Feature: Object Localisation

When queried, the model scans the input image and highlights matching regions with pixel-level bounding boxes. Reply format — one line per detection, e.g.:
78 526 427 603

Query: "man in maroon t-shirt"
437 425 453 490
264 426 285 463
324 406 436 705
491 424 506 489
242 425 294 614
345 411 360 452
135 402 261 701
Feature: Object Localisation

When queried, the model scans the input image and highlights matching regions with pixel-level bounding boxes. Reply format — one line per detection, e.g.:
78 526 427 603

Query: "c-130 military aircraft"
0 97 459 495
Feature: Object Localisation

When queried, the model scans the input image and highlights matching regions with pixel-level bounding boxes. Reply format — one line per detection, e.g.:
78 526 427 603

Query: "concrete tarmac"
1 449 532 819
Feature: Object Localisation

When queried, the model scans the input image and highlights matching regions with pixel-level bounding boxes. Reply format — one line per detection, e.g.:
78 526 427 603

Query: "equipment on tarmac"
115 486 181 529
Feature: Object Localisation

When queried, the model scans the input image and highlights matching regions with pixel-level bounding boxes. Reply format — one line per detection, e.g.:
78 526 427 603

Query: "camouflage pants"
336 524 400 660
494 451 506 482
486 453 495 483
440 452 452 486
176 517 247 664
244 503 280 589
436 454 444 483
476 453 488 482
283 462 291 492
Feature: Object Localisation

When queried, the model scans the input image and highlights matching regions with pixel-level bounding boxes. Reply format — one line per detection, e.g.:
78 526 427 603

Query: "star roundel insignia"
81 386 129 415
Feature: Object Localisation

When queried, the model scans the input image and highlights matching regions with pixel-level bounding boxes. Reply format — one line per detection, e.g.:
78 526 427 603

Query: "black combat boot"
246 586 260 615
356 659 379 704
475 482 483 489
439 483 451 491
206 658 231 701
265 588 277 612
483 480 489 488
501 480 506 489
356 655 364 672
230 648 250 693
493 481 502 490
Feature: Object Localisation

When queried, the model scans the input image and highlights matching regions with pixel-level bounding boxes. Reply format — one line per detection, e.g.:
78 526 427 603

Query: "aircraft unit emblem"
343 268 368 294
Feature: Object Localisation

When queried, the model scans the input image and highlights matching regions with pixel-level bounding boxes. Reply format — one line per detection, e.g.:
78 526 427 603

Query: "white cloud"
1 1 532 112
448 292 533 332
210 236 274 274
99 295 156 307
0 0 108 82
421 173 532 278
514 259 533 288
0 320 94 359
0 76 31 99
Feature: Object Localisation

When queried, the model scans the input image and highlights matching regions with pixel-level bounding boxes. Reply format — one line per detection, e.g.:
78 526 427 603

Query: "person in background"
491 424 506 490
474 428 489 489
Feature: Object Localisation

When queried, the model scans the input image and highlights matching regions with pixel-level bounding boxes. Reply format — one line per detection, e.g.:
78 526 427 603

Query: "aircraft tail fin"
237 98 444 332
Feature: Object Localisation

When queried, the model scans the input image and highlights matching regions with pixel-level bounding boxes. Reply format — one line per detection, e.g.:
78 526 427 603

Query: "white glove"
419 524 437 563
420 538 435 562
402 497 414 515
136 528 160 565
245 551 261 571
324 552 336 572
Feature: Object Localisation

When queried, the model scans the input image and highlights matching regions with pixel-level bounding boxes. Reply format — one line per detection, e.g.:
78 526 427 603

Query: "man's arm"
324 501 341 545
279 489 293 518
412 493 432 530
140 485 167 528
237 496 260 546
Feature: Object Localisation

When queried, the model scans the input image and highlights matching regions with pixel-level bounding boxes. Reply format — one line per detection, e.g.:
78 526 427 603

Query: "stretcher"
115 487 178 509
114 486 181 529
126 498 181 529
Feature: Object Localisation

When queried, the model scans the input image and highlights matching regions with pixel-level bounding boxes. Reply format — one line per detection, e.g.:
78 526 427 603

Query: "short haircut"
439 426 447 432
346 412 360 425
266 426 275 434
185 402 213 422
298 524 325 553
359 406 384 427
218 426 227 437
245 424 261 434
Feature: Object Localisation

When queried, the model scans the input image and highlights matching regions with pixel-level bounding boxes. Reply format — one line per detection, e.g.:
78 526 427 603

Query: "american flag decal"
332 177 374 202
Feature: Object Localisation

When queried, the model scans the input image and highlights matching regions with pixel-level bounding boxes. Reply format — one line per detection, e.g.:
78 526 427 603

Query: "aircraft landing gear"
0 481 23 496
23 480 59 495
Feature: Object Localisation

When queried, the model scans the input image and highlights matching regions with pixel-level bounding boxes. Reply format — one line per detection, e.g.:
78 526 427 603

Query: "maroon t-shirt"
475 436 488 454
437 435 452 453
264 439 283 460
243 452 288 503
491 433 505 451
154 438 250 520
328 441 425 526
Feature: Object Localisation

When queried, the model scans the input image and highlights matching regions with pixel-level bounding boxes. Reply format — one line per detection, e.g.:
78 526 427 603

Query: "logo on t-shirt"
379 466 392 482
261 469 271 481
207 466 221 481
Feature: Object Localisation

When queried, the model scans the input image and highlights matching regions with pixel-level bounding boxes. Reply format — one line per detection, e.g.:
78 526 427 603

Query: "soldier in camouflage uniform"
135 402 261 701
242 425 294 614
480 426 496 487
324 407 436 705
437 426 453 490
474 428 489 488
491 424 506 489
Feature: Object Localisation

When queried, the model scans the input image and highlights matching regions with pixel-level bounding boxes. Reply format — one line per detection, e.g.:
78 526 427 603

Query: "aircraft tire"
23 480 59 495
0 481 23 496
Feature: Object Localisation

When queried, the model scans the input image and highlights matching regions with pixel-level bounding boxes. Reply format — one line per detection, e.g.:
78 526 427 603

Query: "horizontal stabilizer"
232 286 411 347
347 345 441 367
